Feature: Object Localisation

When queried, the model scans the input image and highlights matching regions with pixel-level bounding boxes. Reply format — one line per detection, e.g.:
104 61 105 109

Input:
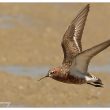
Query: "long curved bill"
38 75 48 81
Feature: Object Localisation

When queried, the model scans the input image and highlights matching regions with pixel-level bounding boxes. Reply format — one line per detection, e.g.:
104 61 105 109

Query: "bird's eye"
51 71 54 74
48 70 55 76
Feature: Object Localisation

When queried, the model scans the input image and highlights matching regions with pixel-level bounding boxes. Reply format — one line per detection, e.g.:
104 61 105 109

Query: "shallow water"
0 65 110 77
0 65 50 77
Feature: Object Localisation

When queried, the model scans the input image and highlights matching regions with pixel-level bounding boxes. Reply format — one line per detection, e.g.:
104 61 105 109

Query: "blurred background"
0 3 110 66
0 3 110 107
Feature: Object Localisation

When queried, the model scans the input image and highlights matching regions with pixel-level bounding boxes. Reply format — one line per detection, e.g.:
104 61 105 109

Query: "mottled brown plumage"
39 4 110 87
62 4 89 67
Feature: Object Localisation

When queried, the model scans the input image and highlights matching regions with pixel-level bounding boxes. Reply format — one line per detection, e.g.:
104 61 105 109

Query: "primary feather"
62 4 89 67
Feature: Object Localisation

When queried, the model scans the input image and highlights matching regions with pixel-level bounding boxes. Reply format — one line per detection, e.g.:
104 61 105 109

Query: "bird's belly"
53 75 86 84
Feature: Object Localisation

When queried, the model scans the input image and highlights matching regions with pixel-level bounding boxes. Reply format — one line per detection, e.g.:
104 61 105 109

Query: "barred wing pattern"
62 4 89 66
70 40 110 77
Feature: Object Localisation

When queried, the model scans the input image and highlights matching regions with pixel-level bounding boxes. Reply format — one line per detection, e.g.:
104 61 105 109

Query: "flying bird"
39 4 110 87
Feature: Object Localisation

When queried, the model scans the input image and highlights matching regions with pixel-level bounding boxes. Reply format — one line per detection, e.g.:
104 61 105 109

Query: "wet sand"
0 3 110 107
0 72 110 107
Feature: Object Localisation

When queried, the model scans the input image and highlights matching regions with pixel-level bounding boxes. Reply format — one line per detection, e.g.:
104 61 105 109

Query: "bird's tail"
86 74 103 87
87 78 103 87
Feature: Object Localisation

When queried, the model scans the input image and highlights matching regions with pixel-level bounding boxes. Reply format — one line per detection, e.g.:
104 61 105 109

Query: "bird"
38 4 110 87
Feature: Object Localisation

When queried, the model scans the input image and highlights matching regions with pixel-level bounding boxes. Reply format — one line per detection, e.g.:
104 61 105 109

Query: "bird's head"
38 67 61 81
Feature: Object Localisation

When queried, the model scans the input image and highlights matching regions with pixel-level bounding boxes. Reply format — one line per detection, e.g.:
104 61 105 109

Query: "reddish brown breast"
52 74 86 84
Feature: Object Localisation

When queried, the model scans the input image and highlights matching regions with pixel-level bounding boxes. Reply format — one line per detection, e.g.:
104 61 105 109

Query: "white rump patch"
85 76 98 82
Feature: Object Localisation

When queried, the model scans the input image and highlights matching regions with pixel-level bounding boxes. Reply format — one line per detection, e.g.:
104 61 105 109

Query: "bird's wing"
62 4 89 66
70 40 110 77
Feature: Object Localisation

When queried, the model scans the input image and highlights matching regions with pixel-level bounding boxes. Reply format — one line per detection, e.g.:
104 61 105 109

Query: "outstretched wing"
62 4 89 66
70 40 110 77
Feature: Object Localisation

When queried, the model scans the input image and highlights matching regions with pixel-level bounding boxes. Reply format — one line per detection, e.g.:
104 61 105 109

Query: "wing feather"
70 40 110 76
62 4 89 66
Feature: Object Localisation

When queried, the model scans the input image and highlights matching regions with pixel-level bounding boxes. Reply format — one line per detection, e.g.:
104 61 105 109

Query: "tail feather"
87 78 103 87
94 78 103 85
